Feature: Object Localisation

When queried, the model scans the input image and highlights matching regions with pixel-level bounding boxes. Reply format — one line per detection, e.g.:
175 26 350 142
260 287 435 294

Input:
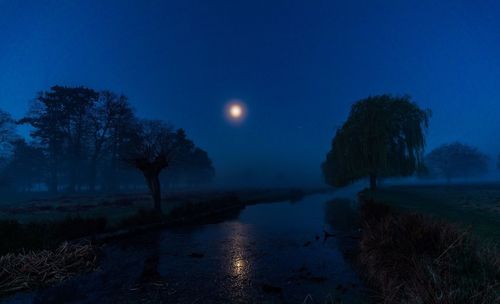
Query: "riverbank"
366 183 500 241
356 192 499 303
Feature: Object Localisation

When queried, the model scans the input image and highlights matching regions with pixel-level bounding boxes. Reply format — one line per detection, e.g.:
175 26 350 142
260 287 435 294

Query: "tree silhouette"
322 95 430 191
8 85 214 195
126 120 179 212
101 95 141 192
425 142 489 181
21 86 99 193
87 91 138 191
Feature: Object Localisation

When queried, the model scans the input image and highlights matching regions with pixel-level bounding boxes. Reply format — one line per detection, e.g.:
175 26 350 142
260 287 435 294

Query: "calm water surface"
6 193 367 304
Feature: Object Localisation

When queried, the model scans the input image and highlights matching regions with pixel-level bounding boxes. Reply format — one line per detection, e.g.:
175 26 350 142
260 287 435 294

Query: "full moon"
225 100 247 124
229 104 243 118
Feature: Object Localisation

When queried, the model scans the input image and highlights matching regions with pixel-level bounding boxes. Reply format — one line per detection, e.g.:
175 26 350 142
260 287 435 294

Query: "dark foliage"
424 142 490 181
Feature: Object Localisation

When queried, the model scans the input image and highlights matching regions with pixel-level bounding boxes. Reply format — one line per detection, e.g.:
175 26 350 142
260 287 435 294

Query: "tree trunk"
370 174 377 191
144 172 162 212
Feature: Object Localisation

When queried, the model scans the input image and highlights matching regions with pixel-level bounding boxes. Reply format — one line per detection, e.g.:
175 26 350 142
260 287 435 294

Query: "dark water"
6 193 367 304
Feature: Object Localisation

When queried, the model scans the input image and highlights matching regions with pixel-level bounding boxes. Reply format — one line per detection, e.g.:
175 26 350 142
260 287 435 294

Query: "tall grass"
358 200 499 303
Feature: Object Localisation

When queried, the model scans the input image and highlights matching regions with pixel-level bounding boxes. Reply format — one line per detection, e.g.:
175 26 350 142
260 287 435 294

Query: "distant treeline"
0 85 215 194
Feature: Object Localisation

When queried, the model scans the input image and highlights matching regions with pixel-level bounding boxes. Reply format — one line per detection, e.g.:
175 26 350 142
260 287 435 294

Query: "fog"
1 1 500 190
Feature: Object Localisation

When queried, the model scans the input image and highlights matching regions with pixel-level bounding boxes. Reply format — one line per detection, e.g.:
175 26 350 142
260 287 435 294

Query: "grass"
357 200 499 304
0 188 320 225
364 183 500 242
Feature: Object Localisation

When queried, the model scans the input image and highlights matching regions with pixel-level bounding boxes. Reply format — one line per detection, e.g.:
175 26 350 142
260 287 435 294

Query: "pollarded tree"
127 122 213 211
425 142 489 182
322 95 430 191
126 120 180 212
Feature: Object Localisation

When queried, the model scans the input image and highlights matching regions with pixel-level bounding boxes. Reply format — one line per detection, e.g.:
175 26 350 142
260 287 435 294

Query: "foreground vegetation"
0 242 97 296
357 198 499 304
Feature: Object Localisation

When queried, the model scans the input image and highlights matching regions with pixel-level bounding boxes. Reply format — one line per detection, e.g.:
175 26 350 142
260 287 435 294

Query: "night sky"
1 0 499 186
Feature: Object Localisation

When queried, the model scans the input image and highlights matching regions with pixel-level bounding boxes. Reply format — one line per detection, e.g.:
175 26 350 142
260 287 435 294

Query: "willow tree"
322 95 430 191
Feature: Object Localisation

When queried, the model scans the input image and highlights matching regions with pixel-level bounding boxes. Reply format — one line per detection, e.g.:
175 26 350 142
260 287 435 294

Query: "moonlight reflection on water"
228 222 251 281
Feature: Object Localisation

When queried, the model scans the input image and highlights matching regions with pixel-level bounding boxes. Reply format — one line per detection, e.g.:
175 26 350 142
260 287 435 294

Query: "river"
6 191 367 303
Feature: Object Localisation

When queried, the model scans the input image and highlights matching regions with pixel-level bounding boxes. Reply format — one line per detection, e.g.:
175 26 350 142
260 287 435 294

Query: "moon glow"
225 100 247 124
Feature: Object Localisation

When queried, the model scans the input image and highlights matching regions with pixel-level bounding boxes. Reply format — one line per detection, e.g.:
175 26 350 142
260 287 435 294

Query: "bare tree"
126 120 178 212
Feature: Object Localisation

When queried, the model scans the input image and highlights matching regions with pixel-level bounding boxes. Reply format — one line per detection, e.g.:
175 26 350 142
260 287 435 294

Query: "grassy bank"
365 183 500 242
357 197 499 304
0 187 317 224
0 188 320 255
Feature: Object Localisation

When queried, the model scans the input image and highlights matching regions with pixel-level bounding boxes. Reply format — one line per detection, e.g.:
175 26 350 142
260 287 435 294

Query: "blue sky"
1 0 499 185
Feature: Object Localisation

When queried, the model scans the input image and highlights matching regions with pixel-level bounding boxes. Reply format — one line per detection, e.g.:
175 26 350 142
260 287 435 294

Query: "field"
367 183 500 242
